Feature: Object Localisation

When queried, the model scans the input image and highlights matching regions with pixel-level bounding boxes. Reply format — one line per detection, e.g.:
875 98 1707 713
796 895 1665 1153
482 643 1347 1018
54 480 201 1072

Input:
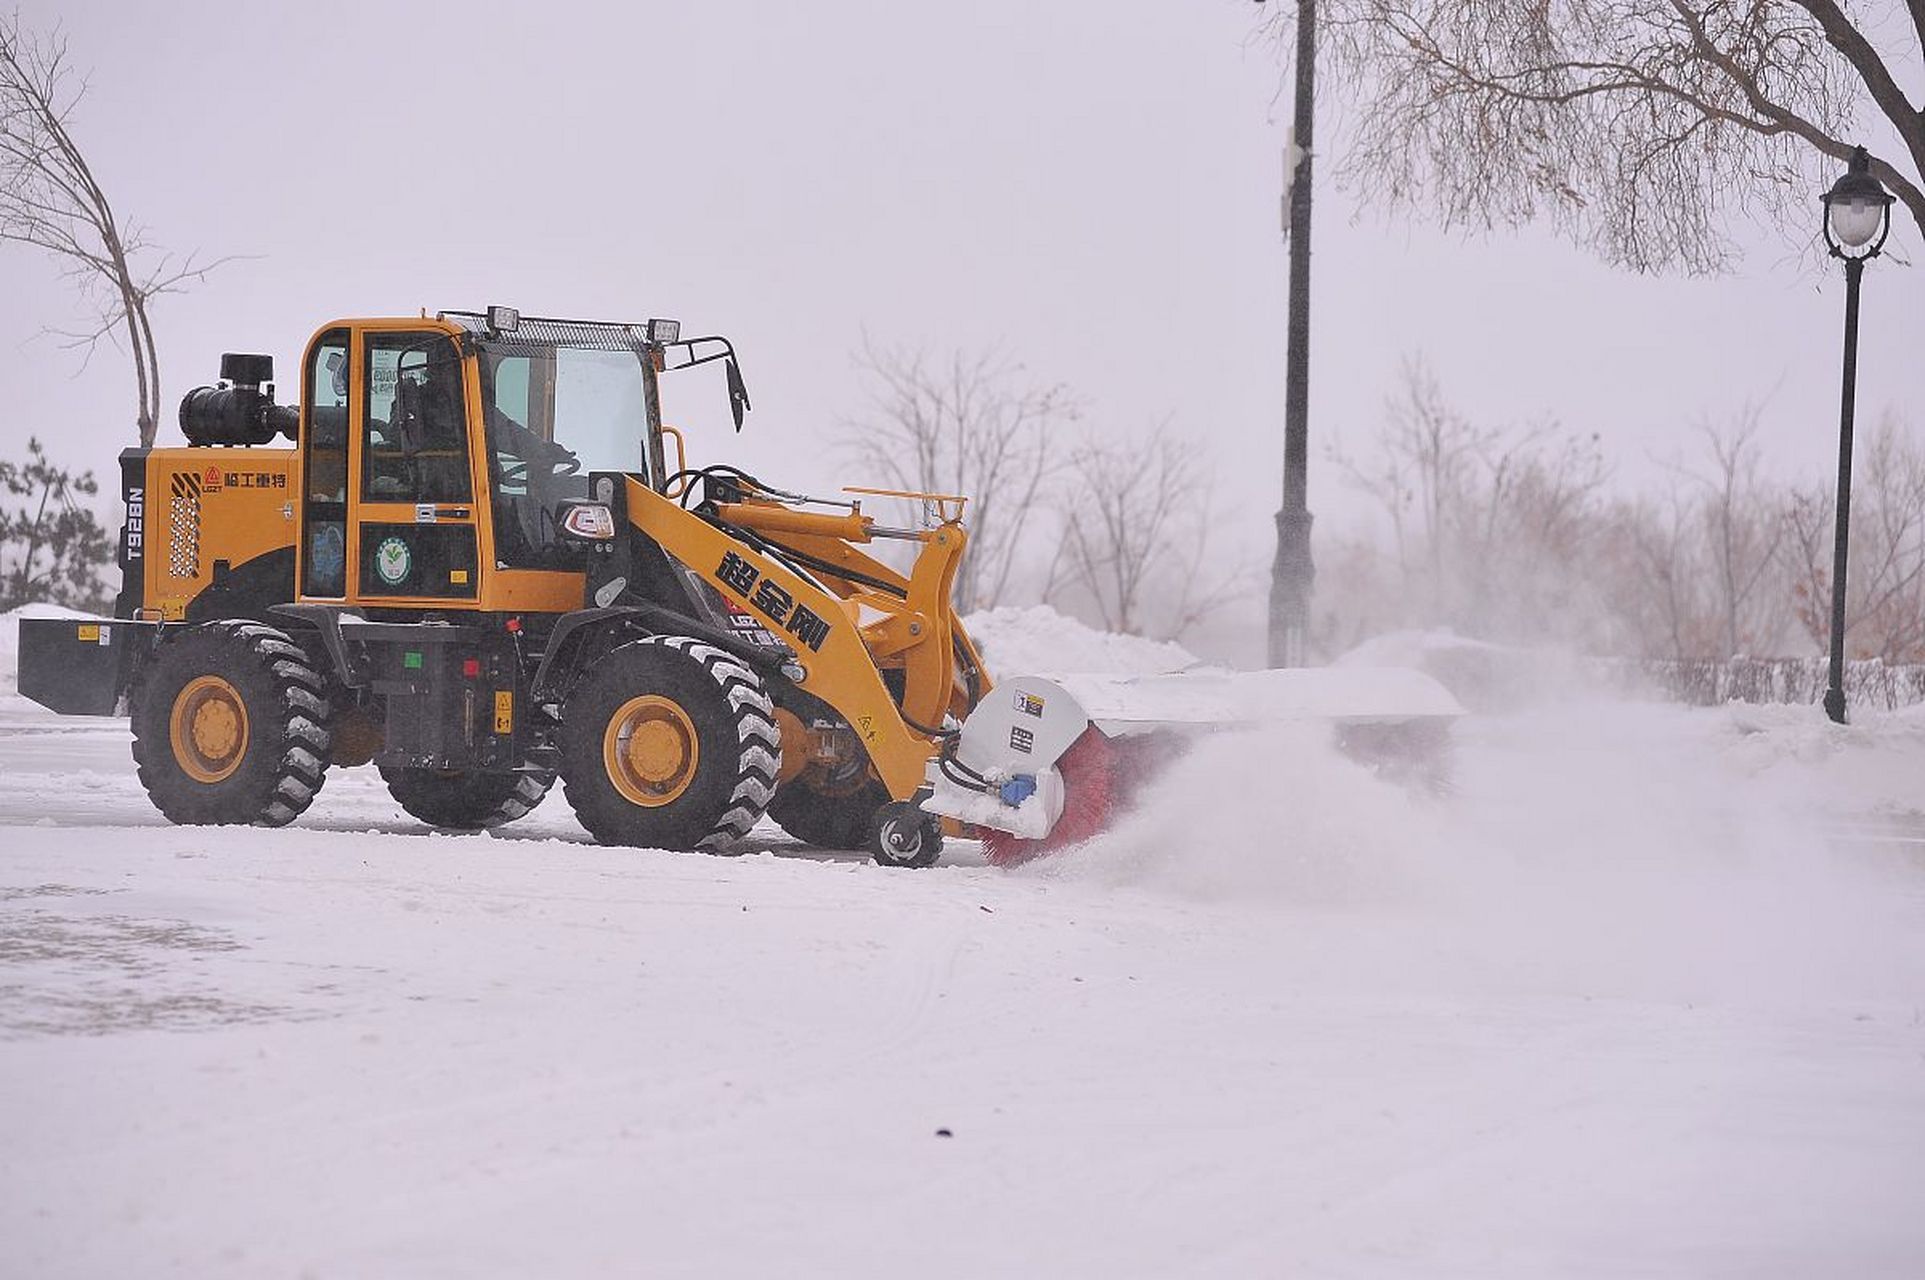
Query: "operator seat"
389 370 469 501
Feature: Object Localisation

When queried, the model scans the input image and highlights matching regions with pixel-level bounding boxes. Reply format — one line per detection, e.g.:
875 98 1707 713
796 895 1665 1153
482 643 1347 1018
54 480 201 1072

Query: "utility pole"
1266 0 1316 668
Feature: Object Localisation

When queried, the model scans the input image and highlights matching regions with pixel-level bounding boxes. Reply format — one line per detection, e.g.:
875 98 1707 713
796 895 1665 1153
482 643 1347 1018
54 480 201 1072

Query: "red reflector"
462 658 481 678
505 617 522 633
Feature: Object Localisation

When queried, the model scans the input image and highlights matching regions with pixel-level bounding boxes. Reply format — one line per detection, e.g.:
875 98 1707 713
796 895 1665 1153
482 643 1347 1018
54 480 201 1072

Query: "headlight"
560 502 616 540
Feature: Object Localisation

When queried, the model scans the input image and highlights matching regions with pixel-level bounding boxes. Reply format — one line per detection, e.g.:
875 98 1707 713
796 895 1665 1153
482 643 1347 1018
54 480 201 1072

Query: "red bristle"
982 728 1118 867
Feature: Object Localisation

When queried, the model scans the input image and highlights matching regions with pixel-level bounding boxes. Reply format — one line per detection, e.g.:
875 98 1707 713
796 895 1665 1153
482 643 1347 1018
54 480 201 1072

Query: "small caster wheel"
868 801 943 869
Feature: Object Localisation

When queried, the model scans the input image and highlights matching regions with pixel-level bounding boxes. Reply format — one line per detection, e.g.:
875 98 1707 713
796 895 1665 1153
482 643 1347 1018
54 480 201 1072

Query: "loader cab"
295 318 492 608
293 313 676 616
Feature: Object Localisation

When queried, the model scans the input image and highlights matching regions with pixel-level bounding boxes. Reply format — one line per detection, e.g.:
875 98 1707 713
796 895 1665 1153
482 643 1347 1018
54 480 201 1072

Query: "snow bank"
963 604 1201 678
0 603 94 695
1720 698 1925 818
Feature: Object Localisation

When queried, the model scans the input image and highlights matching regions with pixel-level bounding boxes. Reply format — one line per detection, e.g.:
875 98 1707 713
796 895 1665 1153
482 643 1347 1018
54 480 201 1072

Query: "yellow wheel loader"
15 308 987 865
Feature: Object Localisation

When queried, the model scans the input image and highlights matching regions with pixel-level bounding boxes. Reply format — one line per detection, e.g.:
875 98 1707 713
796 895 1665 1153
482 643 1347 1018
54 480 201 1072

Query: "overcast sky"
5 1 1920 588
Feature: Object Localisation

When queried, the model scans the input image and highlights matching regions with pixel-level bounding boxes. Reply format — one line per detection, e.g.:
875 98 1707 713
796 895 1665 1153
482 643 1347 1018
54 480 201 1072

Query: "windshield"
475 340 656 568
478 343 652 474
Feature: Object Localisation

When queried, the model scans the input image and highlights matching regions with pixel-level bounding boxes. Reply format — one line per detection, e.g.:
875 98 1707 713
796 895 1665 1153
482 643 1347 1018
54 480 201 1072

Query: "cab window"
362 332 472 504
301 328 350 596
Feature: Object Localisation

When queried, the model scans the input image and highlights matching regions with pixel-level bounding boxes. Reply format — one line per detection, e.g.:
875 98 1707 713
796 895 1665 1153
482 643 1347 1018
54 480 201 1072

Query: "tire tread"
559 635 781 852
131 620 333 827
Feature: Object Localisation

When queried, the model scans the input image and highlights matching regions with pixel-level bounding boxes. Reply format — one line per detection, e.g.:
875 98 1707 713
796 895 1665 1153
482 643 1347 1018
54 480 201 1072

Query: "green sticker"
404 651 423 670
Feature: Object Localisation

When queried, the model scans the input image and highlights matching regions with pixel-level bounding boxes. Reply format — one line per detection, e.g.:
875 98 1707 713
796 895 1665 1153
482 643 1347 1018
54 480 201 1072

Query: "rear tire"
559 636 780 852
379 765 555 830
131 621 332 827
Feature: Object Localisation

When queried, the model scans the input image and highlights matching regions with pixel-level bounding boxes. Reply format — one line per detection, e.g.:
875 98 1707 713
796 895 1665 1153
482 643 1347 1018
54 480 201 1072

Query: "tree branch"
1786 0 1925 165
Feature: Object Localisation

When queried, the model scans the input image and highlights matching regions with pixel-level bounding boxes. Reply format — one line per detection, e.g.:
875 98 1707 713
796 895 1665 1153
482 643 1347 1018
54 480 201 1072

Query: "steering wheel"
497 451 580 488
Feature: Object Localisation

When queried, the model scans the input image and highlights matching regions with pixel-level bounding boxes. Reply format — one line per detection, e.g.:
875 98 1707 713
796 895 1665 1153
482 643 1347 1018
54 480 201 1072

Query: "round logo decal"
374 536 412 585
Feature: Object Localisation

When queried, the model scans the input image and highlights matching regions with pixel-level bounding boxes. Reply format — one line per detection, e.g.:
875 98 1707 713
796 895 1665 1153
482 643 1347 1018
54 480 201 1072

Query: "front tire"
767 764 890 851
379 765 555 830
131 621 333 827
867 801 943 869
559 636 780 852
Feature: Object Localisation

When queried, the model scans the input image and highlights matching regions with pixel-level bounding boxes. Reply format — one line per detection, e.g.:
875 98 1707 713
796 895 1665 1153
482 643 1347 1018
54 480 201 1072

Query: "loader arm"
623 478 965 800
715 503 982 734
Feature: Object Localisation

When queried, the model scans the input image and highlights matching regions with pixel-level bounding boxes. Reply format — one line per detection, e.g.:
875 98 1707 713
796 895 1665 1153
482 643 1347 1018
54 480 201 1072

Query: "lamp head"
1822 147 1894 259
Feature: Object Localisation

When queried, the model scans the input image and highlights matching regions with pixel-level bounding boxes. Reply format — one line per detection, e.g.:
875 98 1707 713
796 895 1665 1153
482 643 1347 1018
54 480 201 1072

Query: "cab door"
348 323 483 607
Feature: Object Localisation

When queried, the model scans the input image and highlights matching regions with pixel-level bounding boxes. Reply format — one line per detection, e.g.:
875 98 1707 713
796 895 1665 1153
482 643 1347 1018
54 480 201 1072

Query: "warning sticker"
1008 726 1034 755
1014 691 1045 718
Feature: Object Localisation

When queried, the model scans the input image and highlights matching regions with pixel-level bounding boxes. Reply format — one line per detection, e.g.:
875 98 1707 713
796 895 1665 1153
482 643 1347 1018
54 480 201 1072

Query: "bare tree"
1046 423 1245 639
1787 413 1925 661
1693 413 1792 655
1262 0 1924 273
1 14 228 447
1334 358 1610 641
1340 357 1484 598
1623 413 1794 659
842 342 1077 612
1623 486 1712 659
1326 361 1917 663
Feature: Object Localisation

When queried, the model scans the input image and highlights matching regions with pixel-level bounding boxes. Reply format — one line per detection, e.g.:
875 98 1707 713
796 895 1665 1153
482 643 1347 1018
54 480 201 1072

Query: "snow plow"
917 666 1463 865
13 304 1461 868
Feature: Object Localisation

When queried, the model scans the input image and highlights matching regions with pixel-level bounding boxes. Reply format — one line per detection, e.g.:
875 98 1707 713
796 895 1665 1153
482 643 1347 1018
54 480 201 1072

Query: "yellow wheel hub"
603 695 699 807
169 675 250 784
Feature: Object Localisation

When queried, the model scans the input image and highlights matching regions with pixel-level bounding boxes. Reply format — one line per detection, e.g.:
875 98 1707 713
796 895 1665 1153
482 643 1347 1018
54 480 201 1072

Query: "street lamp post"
1817 146 1895 725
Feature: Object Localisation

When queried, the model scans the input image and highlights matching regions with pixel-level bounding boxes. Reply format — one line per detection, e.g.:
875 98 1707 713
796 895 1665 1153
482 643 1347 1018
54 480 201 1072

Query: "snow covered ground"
3 607 1924 1277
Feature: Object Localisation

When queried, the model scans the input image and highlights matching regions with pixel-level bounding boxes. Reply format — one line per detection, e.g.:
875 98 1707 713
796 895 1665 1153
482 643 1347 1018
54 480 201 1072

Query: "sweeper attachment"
920 665 1465 866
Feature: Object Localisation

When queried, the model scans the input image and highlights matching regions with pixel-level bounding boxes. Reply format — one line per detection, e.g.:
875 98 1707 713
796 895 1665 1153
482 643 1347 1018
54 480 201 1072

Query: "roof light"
486 305 521 334
647 318 681 345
